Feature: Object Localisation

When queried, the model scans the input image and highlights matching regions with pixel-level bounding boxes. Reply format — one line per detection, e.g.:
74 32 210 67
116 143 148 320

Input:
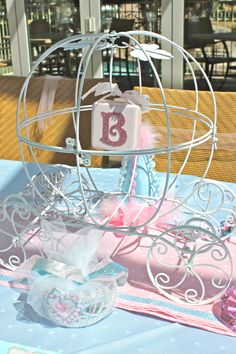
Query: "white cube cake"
91 100 142 151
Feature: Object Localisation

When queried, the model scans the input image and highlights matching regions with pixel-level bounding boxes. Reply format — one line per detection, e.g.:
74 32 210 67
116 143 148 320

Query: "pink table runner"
97 232 236 337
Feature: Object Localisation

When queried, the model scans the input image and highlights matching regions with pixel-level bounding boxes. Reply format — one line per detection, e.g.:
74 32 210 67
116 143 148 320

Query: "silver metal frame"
1 31 235 305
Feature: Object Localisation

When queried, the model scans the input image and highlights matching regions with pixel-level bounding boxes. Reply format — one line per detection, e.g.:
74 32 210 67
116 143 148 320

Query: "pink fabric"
97 233 236 337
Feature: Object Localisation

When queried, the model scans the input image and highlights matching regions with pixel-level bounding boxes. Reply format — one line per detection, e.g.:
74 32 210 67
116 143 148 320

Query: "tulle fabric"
12 221 123 327
27 275 117 328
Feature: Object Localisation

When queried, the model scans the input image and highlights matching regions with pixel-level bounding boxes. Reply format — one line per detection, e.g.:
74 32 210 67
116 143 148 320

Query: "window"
0 0 12 75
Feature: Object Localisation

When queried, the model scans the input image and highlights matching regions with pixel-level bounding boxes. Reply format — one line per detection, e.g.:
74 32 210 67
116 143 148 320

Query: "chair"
184 17 236 88
0 75 109 167
136 86 236 183
29 19 68 76
29 19 50 36
109 18 135 45
1 76 235 181
101 85 236 182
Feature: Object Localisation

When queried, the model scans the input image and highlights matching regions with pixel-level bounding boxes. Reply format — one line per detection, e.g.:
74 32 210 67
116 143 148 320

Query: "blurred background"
1 0 236 91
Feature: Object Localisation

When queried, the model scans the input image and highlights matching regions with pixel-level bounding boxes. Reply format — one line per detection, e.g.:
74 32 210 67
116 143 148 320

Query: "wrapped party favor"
13 220 128 327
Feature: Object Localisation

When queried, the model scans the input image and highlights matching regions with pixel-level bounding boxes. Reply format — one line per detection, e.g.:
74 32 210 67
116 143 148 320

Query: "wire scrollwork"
147 225 232 305
0 195 43 270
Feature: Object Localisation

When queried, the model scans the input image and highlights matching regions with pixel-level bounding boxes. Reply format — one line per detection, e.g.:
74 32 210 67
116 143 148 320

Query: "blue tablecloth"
0 160 235 354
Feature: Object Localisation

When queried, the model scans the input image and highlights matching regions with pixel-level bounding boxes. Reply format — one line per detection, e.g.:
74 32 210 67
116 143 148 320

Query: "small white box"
91 100 142 151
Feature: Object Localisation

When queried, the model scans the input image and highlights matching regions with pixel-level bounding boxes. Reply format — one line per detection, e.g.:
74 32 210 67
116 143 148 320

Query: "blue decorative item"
120 153 159 197
119 123 160 197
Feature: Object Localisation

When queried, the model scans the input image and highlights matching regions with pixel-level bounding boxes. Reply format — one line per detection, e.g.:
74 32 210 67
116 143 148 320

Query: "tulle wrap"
13 220 128 327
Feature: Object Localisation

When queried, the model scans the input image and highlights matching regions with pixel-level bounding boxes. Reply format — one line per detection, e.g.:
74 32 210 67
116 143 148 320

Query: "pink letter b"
100 112 127 147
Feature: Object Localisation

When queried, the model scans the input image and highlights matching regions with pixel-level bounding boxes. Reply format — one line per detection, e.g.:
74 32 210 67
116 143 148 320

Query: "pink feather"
99 197 173 233
98 123 172 235
99 197 121 217
138 122 159 149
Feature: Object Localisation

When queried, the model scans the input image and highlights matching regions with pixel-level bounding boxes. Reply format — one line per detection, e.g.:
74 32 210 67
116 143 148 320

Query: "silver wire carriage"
1 30 235 305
